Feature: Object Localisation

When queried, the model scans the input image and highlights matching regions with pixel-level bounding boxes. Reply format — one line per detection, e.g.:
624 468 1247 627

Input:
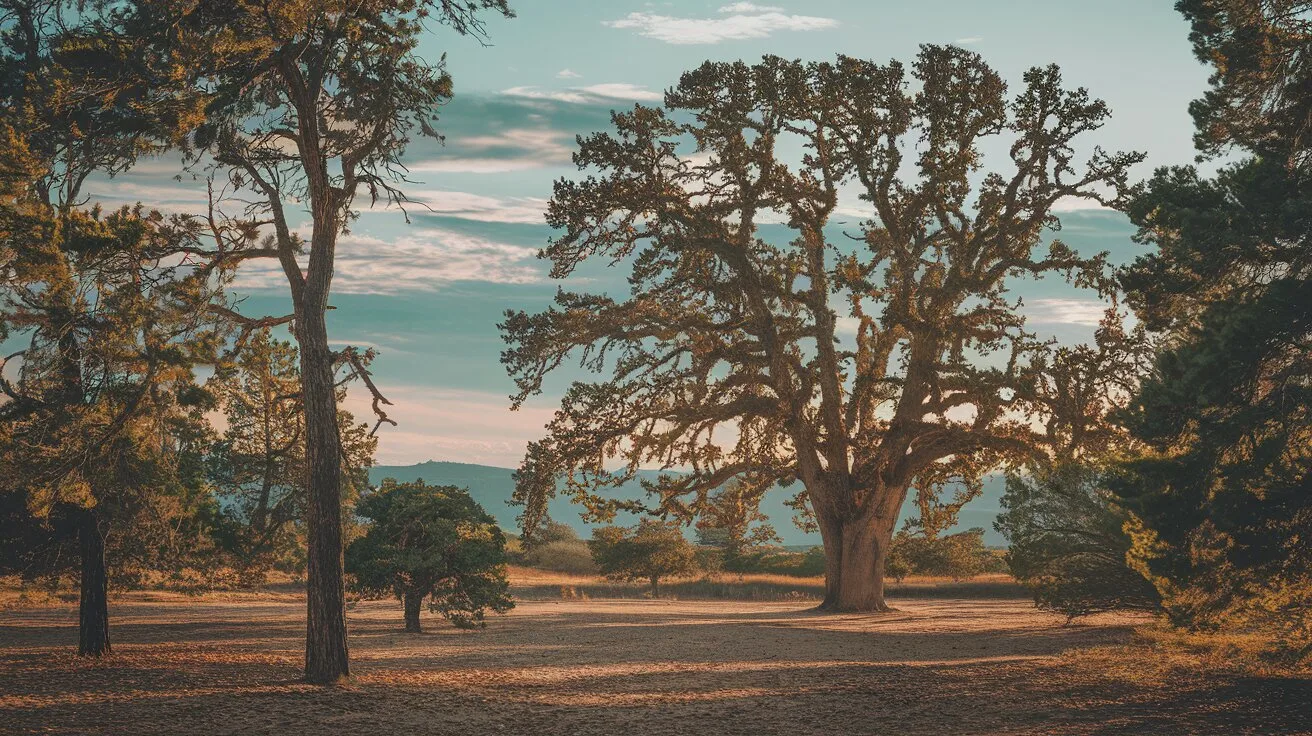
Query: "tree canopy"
505 46 1143 611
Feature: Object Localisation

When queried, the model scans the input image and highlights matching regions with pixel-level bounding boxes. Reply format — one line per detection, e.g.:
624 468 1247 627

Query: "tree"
1113 1 1312 642
0 0 224 654
997 464 1160 617
694 478 780 561
208 329 376 582
504 48 1143 611
588 520 698 595
346 479 512 632
0 165 224 656
130 0 514 681
886 526 990 582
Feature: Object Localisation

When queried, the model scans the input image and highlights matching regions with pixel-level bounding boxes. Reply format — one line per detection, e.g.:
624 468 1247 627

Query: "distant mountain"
368 460 1009 546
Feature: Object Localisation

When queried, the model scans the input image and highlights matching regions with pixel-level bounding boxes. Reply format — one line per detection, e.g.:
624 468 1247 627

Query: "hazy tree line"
0 0 1306 683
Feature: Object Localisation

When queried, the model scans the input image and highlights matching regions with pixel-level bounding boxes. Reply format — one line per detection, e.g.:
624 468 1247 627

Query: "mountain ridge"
368 460 1008 546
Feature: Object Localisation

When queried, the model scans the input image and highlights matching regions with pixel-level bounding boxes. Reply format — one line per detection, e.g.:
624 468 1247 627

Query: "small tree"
887 527 991 582
209 329 376 582
588 520 698 595
694 478 780 564
997 464 1159 617
346 480 512 632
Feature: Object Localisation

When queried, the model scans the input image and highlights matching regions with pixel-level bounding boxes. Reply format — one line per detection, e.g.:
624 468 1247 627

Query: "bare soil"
1 591 1309 735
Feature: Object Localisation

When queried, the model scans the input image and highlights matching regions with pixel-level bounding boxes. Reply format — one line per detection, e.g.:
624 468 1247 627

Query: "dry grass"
507 566 1024 602
3 583 1311 735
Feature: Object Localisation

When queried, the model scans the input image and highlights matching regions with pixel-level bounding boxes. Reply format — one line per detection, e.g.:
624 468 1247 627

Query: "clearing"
1 586 1308 735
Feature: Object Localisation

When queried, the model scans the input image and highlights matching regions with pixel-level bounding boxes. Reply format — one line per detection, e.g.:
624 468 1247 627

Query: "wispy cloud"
1050 195 1116 213
344 385 556 466
233 228 542 295
502 82 663 104
1022 298 1109 326
953 36 983 45
406 190 549 225
406 127 574 175
604 4 837 45
555 68 582 79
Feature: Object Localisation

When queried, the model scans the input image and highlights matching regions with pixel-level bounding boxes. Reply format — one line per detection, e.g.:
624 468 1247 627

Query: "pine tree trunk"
298 306 349 684
77 510 110 657
816 508 897 613
403 590 423 633
650 575 660 597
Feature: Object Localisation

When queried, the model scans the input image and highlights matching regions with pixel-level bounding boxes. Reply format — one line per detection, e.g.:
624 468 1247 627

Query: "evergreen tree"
1114 1 1312 644
346 480 513 632
208 329 376 582
127 0 514 681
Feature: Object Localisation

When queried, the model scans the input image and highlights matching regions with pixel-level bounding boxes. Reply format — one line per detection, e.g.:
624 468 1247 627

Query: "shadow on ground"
1 595 1308 735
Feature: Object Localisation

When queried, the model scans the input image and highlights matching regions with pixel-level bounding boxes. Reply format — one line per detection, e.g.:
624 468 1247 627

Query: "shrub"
996 465 1160 618
346 479 514 631
523 539 599 575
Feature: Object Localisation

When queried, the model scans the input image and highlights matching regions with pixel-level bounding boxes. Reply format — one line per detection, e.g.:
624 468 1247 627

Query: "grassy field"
1 573 1309 735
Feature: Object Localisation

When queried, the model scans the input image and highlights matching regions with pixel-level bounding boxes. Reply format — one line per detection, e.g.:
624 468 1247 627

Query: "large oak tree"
504 47 1142 611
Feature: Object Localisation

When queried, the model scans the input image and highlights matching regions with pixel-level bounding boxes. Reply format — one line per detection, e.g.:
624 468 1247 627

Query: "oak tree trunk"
815 507 897 613
77 509 110 657
298 305 349 683
403 590 423 633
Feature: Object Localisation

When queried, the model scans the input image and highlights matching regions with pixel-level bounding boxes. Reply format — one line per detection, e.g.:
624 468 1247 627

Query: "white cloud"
343 385 556 466
718 2 784 12
953 36 983 45
502 83 664 104
406 127 574 175
1051 195 1116 213
604 6 837 45
232 228 542 295
1022 298 1109 326
556 68 582 79
406 190 550 225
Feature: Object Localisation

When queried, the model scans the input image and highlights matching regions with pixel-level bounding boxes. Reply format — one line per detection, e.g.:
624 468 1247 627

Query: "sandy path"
1 594 1307 735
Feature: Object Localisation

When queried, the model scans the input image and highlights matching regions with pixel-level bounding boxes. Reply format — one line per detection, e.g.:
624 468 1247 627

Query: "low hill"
368 461 1009 546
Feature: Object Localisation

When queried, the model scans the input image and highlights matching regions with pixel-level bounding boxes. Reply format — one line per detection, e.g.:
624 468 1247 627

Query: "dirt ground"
2 592 1309 735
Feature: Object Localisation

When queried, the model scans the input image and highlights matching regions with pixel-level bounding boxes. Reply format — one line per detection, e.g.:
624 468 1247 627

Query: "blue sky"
89 1 1211 467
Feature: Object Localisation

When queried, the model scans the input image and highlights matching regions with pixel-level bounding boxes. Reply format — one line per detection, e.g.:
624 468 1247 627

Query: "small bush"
522 539 599 575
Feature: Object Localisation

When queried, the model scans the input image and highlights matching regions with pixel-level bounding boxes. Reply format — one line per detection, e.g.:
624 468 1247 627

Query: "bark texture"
403 590 423 633
298 305 349 683
77 510 110 657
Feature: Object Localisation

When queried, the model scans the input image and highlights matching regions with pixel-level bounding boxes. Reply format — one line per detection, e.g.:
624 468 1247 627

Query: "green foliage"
996 465 1160 617
588 520 698 594
207 330 376 583
520 540 599 575
1113 1 1312 648
886 528 992 582
694 479 780 559
346 479 512 630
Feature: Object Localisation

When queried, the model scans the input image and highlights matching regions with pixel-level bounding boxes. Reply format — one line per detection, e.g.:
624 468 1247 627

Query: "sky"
88 0 1213 468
